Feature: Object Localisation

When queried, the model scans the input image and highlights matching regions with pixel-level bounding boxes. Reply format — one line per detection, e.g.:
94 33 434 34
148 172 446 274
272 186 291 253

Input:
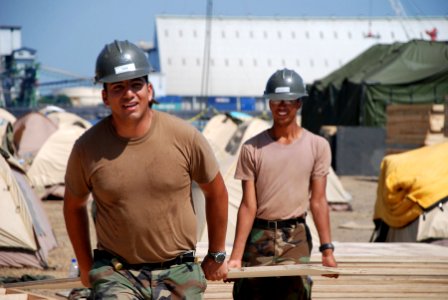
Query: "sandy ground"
0 175 378 298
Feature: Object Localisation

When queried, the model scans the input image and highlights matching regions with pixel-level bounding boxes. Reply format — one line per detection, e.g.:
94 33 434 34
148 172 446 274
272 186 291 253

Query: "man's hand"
321 250 338 278
227 259 242 269
223 258 242 282
201 256 228 281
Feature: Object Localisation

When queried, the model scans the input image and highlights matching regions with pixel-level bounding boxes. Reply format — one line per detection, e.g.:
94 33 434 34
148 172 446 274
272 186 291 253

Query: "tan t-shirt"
235 128 331 220
65 111 219 263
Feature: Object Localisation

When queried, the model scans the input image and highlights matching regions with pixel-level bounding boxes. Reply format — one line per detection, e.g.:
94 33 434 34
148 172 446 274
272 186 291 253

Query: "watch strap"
207 251 226 263
319 243 335 252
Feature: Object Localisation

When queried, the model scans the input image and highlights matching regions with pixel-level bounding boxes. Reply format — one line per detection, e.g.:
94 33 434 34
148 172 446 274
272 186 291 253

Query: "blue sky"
1 0 447 79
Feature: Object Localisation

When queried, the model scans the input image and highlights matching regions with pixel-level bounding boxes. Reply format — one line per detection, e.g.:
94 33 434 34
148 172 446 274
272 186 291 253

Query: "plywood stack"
0 288 52 300
386 104 447 154
3 243 447 299
203 243 448 299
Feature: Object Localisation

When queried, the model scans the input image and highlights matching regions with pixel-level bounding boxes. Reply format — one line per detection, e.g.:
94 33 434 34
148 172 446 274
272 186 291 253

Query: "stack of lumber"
3 243 447 299
386 104 447 154
0 288 51 300
204 242 448 299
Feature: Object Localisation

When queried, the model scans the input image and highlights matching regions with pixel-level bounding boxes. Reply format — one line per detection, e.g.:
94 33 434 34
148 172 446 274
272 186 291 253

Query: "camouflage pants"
89 257 207 299
233 222 313 300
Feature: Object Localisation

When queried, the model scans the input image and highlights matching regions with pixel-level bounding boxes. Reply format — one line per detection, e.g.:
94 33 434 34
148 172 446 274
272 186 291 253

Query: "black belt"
253 217 305 229
94 249 196 270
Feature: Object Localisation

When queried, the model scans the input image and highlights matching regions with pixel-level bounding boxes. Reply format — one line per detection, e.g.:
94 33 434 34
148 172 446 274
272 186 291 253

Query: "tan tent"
46 111 92 130
27 125 87 199
0 150 57 268
194 114 351 246
0 108 16 154
13 112 57 163
0 108 16 124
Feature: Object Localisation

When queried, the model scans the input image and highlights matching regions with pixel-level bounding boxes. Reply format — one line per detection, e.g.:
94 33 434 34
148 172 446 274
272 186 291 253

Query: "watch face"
214 253 226 263
209 252 226 263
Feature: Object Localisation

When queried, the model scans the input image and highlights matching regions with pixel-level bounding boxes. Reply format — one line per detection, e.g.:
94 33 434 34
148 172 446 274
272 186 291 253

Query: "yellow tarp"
374 142 448 228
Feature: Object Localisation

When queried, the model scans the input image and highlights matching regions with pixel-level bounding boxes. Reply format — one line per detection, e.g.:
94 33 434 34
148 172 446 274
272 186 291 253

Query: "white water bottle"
68 258 79 278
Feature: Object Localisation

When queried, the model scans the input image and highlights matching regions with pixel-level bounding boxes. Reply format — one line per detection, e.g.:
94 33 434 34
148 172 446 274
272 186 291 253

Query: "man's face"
102 77 152 122
269 99 302 125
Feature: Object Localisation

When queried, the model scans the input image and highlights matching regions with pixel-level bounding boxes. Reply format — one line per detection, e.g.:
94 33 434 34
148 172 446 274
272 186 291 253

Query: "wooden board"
4 243 447 299
386 104 446 151
212 243 448 299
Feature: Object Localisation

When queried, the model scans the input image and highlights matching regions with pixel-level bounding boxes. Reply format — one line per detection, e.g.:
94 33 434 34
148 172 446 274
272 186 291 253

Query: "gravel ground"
0 175 378 298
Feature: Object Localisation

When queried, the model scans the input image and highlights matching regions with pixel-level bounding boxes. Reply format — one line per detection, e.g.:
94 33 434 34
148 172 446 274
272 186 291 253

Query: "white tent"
27 124 87 199
0 108 16 154
13 112 58 163
45 111 92 130
0 151 57 268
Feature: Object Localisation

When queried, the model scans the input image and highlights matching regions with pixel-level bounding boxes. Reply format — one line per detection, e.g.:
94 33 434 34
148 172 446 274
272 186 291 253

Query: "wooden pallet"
385 104 447 154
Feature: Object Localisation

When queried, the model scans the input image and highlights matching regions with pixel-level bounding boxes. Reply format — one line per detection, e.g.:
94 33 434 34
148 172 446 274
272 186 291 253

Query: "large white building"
152 15 448 101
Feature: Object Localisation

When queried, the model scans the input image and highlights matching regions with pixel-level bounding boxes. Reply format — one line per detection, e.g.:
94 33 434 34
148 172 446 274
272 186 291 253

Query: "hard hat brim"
97 68 150 83
264 92 308 101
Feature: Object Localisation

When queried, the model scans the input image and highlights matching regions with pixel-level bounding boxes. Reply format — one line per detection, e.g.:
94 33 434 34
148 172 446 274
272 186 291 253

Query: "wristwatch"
319 243 335 252
207 251 226 263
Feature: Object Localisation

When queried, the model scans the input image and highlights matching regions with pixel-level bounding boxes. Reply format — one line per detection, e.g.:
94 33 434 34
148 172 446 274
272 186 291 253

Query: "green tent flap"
303 40 448 133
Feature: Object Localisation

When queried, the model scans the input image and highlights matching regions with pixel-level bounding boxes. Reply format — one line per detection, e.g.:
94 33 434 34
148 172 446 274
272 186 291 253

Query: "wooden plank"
0 295 28 300
313 277 448 285
387 114 430 121
386 125 429 135
227 264 348 278
3 278 81 291
386 104 443 113
4 289 55 300
313 292 445 298
386 137 426 144
313 284 448 293
201 277 448 299
227 264 448 278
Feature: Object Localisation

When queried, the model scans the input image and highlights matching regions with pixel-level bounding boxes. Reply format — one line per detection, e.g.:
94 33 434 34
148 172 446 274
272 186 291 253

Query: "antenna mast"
201 0 213 97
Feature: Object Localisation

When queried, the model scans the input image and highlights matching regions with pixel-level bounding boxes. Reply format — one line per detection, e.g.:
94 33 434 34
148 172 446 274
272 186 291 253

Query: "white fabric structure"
0 108 16 124
13 112 58 162
0 108 16 146
46 111 92 129
0 153 57 268
155 15 448 97
384 201 448 244
27 125 87 199
55 87 103 107
194 114 351 245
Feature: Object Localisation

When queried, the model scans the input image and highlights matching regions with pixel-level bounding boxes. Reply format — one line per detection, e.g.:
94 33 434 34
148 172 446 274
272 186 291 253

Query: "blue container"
207 97 237 111
240 97 256 111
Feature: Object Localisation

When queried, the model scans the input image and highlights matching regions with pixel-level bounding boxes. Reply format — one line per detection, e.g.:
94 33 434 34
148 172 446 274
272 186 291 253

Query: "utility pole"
200 0 213 99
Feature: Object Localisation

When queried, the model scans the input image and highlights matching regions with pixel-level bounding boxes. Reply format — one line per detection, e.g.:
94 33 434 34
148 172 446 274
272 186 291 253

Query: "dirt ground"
0 175 378 298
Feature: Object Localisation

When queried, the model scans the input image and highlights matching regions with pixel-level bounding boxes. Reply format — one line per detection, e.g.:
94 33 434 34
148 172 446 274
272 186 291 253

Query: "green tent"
302 40 448 133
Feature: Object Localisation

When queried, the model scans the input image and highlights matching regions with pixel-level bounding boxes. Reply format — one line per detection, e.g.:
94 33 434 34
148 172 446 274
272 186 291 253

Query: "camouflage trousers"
233 221 313 300
89 256 207 299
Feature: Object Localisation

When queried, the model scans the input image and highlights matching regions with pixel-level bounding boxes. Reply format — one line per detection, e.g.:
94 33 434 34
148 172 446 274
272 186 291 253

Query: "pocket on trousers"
88 265 116 286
